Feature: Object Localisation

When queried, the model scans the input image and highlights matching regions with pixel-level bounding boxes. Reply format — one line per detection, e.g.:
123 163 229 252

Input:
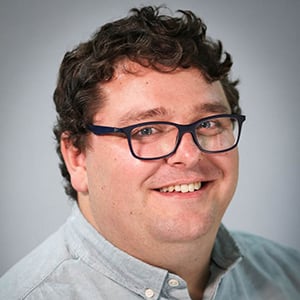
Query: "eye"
139 127 155 136
199 120 217 129
130 123 176 141
131 126 159 139
196 119 222 136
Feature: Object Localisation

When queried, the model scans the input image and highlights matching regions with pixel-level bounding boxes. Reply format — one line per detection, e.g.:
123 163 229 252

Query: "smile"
159 182 202 193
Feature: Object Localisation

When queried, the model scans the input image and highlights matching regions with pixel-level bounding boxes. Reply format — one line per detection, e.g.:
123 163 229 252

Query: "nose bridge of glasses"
175 123 201 151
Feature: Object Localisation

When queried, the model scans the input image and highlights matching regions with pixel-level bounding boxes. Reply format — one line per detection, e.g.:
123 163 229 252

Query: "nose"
166 132 203 167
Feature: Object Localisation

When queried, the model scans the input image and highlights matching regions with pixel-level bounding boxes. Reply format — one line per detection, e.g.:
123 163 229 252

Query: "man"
1 6 299 300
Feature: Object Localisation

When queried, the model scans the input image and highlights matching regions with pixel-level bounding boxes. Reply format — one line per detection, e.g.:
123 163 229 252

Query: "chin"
150 212 218 243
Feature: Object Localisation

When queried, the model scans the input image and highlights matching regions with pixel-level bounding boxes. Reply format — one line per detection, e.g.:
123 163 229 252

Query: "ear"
60 133 88 194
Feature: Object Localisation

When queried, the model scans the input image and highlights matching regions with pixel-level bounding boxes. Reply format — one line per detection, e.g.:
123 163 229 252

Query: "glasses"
87 114 246 160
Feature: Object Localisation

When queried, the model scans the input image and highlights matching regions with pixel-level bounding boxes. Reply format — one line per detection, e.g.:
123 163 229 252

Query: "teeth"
160 182 202 193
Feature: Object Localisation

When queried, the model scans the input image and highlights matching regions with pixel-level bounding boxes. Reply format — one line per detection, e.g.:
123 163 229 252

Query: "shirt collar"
211 224 243 270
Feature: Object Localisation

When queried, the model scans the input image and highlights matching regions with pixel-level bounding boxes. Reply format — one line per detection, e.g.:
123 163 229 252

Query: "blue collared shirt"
1 204 300 299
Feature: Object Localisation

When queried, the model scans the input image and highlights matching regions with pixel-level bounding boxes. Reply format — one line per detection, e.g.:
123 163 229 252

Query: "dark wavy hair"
53 6 241 201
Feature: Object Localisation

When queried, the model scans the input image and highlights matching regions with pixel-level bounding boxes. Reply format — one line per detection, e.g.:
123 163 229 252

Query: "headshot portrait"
1 0 299 299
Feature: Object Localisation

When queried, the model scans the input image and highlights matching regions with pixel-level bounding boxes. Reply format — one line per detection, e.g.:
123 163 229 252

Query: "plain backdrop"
0 0 299 276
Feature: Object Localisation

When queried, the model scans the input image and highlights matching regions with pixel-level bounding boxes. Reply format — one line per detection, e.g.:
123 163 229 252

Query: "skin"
61 62 239 299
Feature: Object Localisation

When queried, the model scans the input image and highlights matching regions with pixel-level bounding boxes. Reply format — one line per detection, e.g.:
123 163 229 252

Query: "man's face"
75 63 239 251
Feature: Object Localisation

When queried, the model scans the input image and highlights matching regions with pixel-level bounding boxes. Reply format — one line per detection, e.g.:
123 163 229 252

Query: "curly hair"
53 6 241 201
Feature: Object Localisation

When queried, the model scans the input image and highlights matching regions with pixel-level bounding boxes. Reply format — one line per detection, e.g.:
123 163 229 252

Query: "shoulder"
0 225 77 299
213 230 300 299
232 230 300 262
232 230 300 280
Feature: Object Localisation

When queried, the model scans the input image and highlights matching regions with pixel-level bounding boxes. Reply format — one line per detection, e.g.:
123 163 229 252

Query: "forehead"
95 62 230 125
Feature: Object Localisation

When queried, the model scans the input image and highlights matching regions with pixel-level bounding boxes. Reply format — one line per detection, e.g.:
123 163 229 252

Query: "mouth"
158 181 206 193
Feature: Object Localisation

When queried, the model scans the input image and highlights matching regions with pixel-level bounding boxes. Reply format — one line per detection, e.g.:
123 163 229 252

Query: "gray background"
1 0 299 276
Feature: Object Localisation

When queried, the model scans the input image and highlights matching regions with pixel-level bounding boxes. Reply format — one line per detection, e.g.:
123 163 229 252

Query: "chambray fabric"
1 204 299 300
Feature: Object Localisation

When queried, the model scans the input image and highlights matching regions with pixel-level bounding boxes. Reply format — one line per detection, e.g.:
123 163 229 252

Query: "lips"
159 182 202 193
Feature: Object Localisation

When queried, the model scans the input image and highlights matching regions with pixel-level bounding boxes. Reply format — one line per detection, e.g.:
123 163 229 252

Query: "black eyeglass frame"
87 113 246 160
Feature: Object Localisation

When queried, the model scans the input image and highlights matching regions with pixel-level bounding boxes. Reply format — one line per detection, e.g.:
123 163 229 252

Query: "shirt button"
168 279 179 287
145 288 155 298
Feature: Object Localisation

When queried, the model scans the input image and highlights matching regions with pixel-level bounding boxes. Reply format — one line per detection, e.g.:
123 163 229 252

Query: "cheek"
210 149 239 195
86 142 155 198
228 150 239 182
214 149 238 175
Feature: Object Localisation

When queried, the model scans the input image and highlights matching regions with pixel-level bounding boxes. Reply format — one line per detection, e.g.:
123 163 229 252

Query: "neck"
174 243 214 299
131 230 217 300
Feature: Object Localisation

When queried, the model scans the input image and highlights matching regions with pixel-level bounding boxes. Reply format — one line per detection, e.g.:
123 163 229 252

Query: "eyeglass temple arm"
87 124 121 135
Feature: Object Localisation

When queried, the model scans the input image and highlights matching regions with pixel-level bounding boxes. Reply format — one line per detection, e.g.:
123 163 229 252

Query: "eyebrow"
118 107 169 126
118 102 230 126
199 103 231 114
